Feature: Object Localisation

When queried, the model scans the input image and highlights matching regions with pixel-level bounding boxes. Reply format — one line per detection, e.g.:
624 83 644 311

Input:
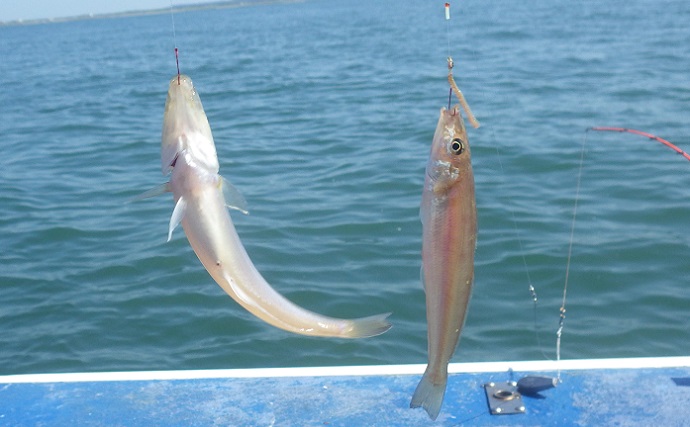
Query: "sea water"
0 0 689 375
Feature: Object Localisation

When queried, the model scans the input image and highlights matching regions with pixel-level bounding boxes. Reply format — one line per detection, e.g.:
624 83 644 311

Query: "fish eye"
450 138 465 155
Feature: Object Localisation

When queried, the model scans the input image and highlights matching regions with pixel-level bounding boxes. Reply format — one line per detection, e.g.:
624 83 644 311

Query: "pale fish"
138 75 391 338
410 105 477 419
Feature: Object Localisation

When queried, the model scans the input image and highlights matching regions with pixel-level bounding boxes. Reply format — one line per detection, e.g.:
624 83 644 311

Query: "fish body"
411 106 477 419
152 75 391 338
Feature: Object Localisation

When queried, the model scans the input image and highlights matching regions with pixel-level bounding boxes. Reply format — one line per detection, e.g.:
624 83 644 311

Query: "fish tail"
410 368 447 420
345 312 392 338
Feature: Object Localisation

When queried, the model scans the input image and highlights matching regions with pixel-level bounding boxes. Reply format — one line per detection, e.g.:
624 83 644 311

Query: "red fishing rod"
588 127 690 162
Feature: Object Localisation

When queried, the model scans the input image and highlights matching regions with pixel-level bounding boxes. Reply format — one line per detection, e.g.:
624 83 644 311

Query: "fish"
410 105 477 420
137 74 391 338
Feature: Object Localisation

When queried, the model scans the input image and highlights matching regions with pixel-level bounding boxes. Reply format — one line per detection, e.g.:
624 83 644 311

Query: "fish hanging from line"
134 75 391 338
410 104 477 420
410 51 480 420
410 4 481 417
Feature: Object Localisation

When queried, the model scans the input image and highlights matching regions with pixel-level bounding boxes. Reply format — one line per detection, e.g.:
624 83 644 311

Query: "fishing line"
443 3 479 128
169 0 181 84
444 3 452 110
491 137 552 361
556 129 589 381
555 127 687 381
444 3 451 60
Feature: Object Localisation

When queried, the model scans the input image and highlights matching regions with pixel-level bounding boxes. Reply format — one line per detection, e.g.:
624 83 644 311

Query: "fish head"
426 105 472 190
161 74 219 175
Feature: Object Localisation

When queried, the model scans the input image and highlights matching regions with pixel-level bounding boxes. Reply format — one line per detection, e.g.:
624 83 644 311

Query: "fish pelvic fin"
168 196 187 242
220 176 249 215
127 183 171 203
344 313 392 338
410 368 448 420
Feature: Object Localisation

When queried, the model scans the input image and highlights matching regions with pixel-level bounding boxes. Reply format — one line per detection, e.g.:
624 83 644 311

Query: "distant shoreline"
0 0 302 27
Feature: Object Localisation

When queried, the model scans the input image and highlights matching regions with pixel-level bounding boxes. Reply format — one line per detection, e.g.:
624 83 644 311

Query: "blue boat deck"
1 357 689 426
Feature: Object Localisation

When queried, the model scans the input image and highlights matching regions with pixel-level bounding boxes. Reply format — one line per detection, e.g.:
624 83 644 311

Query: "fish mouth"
443 105 460 117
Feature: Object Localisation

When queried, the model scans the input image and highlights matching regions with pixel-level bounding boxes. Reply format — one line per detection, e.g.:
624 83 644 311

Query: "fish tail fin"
410 368 447 420
346 313 392 338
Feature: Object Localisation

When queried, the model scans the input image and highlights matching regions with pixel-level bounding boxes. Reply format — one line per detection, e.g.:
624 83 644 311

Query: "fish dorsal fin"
220 176 249 215
167 196 187 242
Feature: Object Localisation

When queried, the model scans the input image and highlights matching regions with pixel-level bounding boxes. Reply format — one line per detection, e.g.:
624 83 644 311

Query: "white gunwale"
1 356 689 384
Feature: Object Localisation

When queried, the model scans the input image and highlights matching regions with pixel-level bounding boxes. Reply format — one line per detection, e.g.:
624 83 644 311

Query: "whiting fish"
136 75 391 338
410 105 477 419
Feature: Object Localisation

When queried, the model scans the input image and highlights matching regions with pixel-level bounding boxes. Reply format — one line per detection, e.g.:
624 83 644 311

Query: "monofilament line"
169 0 181 84
440 4 479 128
557 130 589 380
490 131 549 360
444 3 452 109
444 3 451 62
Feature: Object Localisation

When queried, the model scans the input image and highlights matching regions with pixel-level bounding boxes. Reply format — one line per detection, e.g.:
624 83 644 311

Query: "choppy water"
1 0 689 376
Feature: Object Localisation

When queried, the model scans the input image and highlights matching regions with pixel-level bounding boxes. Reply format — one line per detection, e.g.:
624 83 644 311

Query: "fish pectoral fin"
220 176 249 215
127 183 171 203
167 196 187 242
